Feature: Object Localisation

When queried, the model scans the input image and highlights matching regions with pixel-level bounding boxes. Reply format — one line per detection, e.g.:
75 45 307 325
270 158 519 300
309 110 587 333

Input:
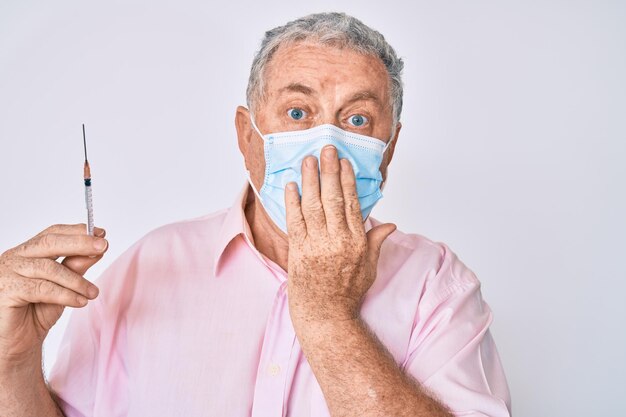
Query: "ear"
235 106 254 165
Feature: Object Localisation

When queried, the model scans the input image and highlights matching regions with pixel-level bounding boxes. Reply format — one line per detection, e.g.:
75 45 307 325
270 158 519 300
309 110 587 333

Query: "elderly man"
0 12 510 417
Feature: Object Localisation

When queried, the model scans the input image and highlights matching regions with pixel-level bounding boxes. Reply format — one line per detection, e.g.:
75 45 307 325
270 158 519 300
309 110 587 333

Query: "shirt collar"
213 184 255 276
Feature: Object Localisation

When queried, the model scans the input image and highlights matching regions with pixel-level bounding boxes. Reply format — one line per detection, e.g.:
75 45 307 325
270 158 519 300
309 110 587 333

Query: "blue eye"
348 114 368 127
288 108 305 120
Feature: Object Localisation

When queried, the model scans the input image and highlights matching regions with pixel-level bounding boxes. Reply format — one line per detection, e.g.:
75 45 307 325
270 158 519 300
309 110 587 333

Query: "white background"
1 1 624 416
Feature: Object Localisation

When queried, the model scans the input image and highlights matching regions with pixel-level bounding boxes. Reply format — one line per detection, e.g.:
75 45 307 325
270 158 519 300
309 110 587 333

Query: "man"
0 12 511 417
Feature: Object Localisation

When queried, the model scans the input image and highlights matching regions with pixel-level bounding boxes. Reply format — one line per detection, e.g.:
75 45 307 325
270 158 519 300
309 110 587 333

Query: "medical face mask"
247 118 393 234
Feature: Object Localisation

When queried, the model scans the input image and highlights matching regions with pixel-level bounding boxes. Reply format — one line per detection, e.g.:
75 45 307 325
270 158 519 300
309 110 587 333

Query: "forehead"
263 41 390 100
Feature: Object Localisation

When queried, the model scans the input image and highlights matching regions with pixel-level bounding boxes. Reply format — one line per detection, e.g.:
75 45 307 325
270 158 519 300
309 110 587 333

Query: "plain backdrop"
1 1 624 416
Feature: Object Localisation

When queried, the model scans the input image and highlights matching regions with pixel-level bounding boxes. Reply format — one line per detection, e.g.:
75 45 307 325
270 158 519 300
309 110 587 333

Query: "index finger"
17 233 108 259
36 223 106 238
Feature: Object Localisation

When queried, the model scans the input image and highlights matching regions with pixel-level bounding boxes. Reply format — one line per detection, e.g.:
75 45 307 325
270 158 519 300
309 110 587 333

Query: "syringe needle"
82 123 88 162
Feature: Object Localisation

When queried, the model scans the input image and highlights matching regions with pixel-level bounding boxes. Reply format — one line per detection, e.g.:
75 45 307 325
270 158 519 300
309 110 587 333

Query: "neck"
244 189 290 271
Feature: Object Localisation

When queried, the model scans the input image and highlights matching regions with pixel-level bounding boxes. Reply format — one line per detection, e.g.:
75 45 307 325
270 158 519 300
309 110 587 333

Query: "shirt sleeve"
47 299 102 417
47 250 133 417
402 244 511 417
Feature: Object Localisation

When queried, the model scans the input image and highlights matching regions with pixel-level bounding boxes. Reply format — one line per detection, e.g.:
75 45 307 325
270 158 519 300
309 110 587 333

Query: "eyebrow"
347 90 381 105
278 83 382 106
279 83 316 95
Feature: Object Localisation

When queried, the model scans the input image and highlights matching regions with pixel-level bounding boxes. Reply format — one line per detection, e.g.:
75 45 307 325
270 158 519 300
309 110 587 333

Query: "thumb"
366 223 397 262
62 254 104 276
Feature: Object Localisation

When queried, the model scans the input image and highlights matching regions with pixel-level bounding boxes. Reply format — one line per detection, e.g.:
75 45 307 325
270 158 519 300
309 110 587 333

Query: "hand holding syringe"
0 124 109 411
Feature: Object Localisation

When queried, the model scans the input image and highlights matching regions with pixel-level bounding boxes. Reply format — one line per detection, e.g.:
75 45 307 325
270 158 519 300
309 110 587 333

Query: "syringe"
82 124 95 236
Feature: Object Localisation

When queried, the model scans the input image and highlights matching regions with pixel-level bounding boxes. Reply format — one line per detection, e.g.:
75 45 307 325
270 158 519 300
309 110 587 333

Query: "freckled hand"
283 145 396 325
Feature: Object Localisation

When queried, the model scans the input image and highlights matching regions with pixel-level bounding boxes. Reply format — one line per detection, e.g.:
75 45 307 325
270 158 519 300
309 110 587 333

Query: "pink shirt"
49 186 511 416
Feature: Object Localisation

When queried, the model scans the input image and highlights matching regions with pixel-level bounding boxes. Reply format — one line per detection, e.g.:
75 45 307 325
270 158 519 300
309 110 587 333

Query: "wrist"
0 346 43 378
292 313 364 341
289 297 361 325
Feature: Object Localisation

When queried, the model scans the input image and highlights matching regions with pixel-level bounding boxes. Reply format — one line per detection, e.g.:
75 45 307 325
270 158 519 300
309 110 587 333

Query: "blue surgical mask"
247 118 392 233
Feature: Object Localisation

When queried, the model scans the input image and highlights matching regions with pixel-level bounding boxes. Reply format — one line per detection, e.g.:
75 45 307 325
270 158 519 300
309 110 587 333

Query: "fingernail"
324 146 336 157
305 156 316 169
287 182 298 191
94 228 106 237
87 285 99 299
94 238 108 251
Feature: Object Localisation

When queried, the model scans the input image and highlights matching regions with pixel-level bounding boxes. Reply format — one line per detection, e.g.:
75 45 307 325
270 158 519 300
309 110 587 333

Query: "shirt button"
267 363 281 376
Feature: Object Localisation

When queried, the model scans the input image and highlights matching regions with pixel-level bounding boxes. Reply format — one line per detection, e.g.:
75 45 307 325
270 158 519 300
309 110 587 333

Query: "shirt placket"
251 279 298 417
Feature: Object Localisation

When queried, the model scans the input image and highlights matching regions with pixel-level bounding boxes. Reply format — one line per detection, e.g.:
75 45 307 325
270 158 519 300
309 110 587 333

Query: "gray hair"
246 12 404 126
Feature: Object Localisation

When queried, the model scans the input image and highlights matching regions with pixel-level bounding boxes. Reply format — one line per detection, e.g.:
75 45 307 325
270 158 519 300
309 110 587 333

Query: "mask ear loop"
246 170 263 201
382 126 397 153
380 130 397 191
249 115 265 141
245 115 266 202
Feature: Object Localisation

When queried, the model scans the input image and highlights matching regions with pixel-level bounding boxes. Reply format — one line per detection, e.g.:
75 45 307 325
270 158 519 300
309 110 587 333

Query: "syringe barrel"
84 184 94 236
